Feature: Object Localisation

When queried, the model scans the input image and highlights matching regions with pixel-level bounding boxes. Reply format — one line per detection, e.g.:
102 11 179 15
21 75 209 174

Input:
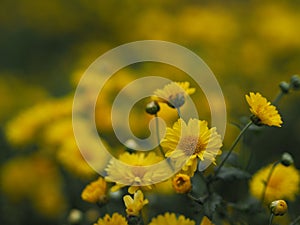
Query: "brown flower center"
178 136 206 156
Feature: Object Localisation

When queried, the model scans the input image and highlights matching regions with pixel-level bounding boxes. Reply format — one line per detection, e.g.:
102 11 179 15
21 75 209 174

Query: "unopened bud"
146 101 160 115
127 215 143 225
270 200 288 216
125 139 138 153
281 152 294 167
290 75 300 90
172 173 192 194
279 82 290 94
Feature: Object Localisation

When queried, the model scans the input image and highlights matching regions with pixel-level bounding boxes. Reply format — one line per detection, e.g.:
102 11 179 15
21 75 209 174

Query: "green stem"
155 114 165 157
269 213 274 225
176 107 182 118
260 161 280 204
214 121 253 177
290 215 300 225
272 91 285 105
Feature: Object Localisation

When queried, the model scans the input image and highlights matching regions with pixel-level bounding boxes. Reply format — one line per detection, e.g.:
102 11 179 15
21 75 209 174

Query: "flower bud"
279 81 290 94
290 75 300 90
281 152 294 167
146 101 160 115
125 139 138 153
270 200 288 216
172 173 192 194
127 215 143 225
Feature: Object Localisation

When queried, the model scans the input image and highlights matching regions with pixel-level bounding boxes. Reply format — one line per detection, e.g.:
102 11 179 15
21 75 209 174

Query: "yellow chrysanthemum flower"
81 176 107 204
94 213 128 225
250 163 300 203
148 212 195 225
172 173 192 194
245 92 283 127
161 118 222 176
105 152 171 194
152 81 195 108
57 138 96 179
123 190 149 216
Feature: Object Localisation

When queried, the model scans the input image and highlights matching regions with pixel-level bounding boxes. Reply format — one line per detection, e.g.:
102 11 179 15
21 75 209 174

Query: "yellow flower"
161 118 222 176
250 163 300 203
94 213 128 225
148 212 195 225
200 216 214 225
172 173 192 194
152 81 195 108
81 176 107 204
245 92 283 127
270 200 288 216
105 152 171 194
123 190 149 216
57 138 96 179
0 155 67 217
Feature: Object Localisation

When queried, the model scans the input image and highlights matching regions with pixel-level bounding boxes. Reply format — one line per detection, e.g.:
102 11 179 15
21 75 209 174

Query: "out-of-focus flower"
0 155 67 217
200 216 214 225
68 209 83 225
5 96 73 146
148 212 195 225
161 118 222 176
81 177 107 204
172 173 192 194
270 200 288 216
105 152 170 194
152 82 195 108
57 138 96 179
94 213 128 225
245 92 283 127
250 163 300 202
123 190 148 216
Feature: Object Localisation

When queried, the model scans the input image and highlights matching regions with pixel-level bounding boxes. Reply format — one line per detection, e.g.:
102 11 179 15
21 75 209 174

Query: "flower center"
178 136 206 156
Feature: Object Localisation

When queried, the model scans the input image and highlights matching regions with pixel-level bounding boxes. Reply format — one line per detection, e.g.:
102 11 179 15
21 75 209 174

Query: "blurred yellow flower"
245 92 283 127
105 152 170 194
5 96 72 146
172 173 192 194
94 213 128 225
123 190 149 216
0 155 67 217
152 82 195 108
148 212 195 225
250 163 300 203
57 138 96 179
81 176 107 204
200 216 214 225
161 118 222 176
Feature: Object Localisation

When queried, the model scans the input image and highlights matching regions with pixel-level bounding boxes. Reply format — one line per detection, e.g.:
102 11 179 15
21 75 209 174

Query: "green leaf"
203 193 222 219
216 167 251 181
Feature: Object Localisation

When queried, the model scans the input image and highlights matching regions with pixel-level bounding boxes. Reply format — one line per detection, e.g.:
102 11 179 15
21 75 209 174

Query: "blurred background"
1 0 300 224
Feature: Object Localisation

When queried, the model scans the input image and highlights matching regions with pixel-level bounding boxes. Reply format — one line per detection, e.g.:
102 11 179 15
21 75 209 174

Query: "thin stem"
155 114 165 157
290 215 300 225
269 213 274 225
272 91 285 105
214 121 253 177
176 107 182 118
260 161 280 204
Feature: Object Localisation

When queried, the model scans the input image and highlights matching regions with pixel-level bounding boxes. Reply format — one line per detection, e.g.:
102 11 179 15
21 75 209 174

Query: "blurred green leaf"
203 193 222 219
216 167 251 181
